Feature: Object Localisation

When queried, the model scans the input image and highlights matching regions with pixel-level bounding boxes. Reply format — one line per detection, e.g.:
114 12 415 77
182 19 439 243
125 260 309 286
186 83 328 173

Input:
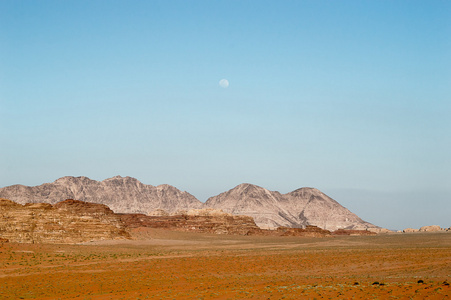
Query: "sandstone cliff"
0 198 129 243
0 176 202 214
272 226 331 238
119 208 261 235
119 209 331 237
0 198 333 242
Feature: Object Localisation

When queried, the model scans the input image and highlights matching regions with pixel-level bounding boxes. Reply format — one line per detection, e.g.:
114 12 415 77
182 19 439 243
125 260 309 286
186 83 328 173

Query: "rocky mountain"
0 176 202 214
0 176 379 231
0 198 129 243
204 183 299 229
205 183 378 231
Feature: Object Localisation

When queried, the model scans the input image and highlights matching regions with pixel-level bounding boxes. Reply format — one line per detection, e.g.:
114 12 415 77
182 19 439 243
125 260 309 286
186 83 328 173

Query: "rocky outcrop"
419 225 442 232
403 226 446 233
272 226 331 237
119 209 261 235
119 210 331 237
0 198 129 244
0 198 333 242
0 176 202 214
205 184 378 231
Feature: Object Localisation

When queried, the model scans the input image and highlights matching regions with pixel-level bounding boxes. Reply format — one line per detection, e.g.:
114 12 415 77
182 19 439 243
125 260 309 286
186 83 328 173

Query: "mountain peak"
236 183 257 188
206 184 378 231
230 183 268 193
288 187 323 197
155 184 183 192
53 176 94 184
103 175 139 182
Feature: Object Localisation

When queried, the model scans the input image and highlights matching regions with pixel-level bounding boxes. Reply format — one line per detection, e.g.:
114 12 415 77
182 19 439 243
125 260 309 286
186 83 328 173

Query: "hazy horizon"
1 1 450 231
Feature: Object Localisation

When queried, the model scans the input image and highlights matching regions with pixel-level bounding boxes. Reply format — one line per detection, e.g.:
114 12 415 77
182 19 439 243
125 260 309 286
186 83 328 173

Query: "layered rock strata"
271 226 331 238
120 209 262 235
0 199 333 242
0 199 130 244
120 208 331 237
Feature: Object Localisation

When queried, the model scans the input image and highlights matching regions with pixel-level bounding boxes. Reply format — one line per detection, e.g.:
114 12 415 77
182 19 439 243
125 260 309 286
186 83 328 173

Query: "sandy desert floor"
0 229 450 299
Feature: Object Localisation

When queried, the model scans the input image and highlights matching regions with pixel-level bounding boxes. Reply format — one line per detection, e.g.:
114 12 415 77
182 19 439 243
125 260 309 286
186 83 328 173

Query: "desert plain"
0 229 450 299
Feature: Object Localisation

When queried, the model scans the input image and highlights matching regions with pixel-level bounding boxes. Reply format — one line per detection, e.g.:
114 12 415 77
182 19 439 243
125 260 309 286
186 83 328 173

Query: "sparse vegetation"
0 230 450 299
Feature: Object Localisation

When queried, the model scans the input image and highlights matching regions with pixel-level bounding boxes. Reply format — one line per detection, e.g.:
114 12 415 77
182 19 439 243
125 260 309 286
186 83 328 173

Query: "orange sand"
1 229 450 299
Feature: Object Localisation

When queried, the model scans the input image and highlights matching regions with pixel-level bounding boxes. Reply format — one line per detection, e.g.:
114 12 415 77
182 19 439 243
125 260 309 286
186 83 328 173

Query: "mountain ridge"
0 176 379 231
0 176 202 214
205 183 377 230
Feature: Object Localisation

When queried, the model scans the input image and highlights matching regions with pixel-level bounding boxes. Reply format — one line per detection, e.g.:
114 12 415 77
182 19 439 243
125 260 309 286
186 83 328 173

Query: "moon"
219 79 229 88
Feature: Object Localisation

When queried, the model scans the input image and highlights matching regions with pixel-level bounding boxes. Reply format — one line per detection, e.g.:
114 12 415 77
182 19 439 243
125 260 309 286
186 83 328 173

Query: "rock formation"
0 176 202 214
119 209 331 237
419 225 442 232
0 198 129 243
205 183 378 231
119 209 262 235
0 177 379 231
403 226 446 233
367 228 392 234
0 197 335 242
272 226 331 238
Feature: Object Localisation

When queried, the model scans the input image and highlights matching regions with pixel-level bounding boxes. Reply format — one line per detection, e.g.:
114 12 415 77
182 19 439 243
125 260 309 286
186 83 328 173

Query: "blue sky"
1 1 450 230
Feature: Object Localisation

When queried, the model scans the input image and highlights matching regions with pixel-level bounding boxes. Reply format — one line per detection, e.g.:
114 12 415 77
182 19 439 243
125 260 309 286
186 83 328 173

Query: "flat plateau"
1 230 450 299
